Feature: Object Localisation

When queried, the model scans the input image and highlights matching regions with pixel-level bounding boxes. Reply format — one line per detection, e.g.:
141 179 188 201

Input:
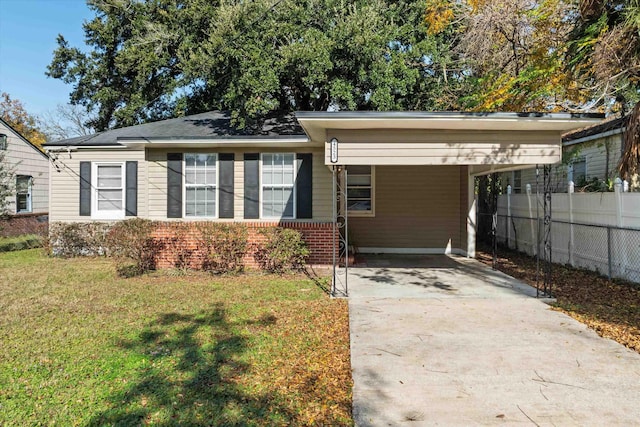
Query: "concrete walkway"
348 255 640 426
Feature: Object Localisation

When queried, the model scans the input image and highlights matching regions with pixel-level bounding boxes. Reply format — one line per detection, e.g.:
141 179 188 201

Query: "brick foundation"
0 213 49 238
152 221 337 269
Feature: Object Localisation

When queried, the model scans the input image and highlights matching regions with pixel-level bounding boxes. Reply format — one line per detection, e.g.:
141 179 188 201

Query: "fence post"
568 181 574 266
526 183 536 256
607 226 613 279
613 178 626 279
614 178 623 227
507 185 512 249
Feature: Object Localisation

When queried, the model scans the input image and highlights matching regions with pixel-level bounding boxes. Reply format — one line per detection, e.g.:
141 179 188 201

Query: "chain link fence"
478 213 640 284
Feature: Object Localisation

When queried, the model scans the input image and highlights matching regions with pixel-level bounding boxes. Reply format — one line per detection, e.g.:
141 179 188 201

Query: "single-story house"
0 118 49 237
42 111 602 267
500 116 637 193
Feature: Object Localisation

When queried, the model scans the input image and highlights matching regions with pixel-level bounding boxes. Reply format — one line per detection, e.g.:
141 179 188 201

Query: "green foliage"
197 223 248 274
0 235 42 252
48 0 468 131
575 176 613 192
0 151 13 218
254 227 309 273
566 0 640 111
47 222 109 257
105 218 157 277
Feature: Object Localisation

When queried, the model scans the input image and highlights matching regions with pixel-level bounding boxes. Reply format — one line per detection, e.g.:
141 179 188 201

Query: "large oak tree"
47 0 468 131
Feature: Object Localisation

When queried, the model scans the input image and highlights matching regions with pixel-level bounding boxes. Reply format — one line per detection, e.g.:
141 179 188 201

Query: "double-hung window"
16 175 32 213
346 165 374 216
261 153 295 219
93 163 125 219
512 170 522 194
570 158 587 185
185 153 217 217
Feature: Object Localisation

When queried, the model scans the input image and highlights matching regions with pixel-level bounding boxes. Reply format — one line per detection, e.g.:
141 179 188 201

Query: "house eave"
296 111 605 143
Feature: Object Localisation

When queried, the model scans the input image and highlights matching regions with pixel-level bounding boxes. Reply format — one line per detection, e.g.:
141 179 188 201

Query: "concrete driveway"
348 255 640 426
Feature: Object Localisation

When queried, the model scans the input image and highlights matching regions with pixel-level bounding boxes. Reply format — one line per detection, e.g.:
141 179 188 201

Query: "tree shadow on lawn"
86 303 296 426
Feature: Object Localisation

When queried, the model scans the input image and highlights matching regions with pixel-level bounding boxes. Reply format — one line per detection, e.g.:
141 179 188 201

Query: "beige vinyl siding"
49 149 146 222
325 129 561 166
459 166 468 250
0 121 49 214
579 134 623 183
147 147 332 221
349 165 464 250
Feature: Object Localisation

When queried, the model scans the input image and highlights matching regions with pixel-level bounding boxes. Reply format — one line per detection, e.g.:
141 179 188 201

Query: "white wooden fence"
494 181 640 283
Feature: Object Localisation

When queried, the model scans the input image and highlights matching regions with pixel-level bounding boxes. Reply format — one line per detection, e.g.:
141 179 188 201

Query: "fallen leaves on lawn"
478 249 640 353
242 299 353 426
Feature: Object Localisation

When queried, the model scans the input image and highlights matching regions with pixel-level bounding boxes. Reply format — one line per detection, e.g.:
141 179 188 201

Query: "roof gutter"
117 136 313 149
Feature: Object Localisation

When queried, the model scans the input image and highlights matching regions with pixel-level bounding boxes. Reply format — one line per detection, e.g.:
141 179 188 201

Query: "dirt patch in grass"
477 248 640 353
0 250 352 426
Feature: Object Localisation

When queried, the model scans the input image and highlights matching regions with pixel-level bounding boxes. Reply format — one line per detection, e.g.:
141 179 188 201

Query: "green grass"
0 250 352 426
0 234 42 252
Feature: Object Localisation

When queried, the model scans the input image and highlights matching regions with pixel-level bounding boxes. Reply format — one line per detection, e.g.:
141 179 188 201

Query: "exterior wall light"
330 138 338 163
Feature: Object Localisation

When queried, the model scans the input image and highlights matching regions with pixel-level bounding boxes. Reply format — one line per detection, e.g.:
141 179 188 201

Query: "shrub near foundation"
105 218 157 277
47 222 109 257
197 223 248 274
254 227 310 273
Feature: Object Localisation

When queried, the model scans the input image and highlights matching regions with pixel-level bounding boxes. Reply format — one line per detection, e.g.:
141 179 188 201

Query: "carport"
296 112 602 296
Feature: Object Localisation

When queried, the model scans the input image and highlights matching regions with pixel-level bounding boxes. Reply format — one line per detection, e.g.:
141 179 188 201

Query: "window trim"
0 134 7 150
260 153 297 220
15 175 32 213
346 165 375 217
91 162 125 220
183 153 219 219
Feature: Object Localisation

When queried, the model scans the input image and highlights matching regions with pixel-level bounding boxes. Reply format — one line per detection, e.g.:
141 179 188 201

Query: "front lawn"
0 250 352 426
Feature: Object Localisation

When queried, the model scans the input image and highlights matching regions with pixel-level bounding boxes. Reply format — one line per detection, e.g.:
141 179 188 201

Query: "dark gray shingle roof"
43 111 304 147
562 115 626 143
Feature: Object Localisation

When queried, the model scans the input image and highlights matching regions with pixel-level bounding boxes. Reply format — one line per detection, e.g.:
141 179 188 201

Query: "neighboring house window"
184 153 217 217
0 134 7 150
346 165 374 216
569 158 587 185
512 170 522 194
92 163 125 219
16 175 32 213
261 153 295 219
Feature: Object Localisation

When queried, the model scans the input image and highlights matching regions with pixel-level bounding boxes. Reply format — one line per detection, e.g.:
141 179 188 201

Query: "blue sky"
0 0 93 117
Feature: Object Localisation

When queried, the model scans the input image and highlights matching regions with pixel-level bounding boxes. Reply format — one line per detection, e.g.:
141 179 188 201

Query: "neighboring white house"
0 118 49 215
500 116 637 193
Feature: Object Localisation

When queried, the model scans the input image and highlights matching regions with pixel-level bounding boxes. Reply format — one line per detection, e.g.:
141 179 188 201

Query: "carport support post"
543 164 552 296
331 166 348 297
467 173 476 258
332 166 337 295
491 173 498 269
